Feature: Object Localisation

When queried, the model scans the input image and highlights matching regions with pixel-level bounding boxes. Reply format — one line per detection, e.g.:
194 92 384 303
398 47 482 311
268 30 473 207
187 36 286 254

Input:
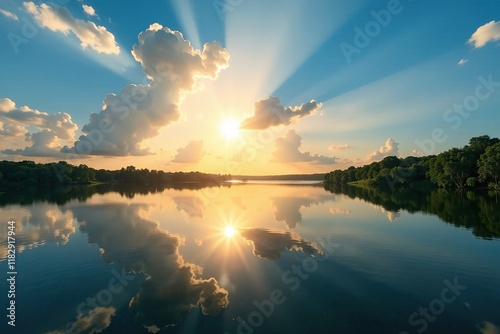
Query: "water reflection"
172 196 205 219
0 205 75 261
325 183 500 239
478 321 500 334
70 203 229 330
328 207 351 216
371 205 400 222
240 228 323 260
1 182 499 333
272 194 331 228
48 307 115 334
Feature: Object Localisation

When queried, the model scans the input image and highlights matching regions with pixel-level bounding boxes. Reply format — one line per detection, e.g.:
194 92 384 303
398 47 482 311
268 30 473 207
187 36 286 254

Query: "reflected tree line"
0 183 231 207
0 160 231 186
0 182 231 206
324 182 500 240
324 135 500 190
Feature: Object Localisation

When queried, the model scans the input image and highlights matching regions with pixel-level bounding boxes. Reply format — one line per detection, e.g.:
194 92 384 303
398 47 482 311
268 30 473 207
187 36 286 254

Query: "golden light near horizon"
220 119 240 140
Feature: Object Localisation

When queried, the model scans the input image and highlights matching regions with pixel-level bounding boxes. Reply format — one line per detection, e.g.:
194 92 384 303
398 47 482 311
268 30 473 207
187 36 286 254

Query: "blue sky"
0 0 499 174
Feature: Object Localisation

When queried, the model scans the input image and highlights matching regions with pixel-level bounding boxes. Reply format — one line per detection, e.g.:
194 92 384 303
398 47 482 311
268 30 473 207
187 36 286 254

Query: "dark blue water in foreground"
0 183 499 334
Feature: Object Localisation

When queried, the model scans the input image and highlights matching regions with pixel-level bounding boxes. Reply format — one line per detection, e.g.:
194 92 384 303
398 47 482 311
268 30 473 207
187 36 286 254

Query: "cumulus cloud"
329 144 350 151
411 148 422 157
240 97 321 130
366 138 399 161
82 4 97 17
458 59 468 66
0 98 78 157
23 1 119 54
240 228 323 260
468 21 500 48
3 131 65 157
0 122 25 137
0 8 18 20
172 140 205 163
0 98 16 112
62 24 229 156
272 129 336 165
71 204 229 329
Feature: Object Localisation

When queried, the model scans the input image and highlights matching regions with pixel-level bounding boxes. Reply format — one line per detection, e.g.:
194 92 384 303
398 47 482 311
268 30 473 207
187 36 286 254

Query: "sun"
224 225 237 238
220 119 240 140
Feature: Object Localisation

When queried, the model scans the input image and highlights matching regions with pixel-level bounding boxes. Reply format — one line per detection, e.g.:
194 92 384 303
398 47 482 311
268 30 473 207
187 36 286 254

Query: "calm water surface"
0 183 499 334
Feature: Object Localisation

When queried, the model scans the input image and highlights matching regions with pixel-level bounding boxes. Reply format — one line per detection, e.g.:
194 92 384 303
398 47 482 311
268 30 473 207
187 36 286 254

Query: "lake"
0 182 499 334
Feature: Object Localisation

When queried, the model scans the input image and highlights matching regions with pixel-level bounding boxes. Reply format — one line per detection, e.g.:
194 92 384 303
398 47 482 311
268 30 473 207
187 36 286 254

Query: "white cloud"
240 97 321 130
458 59 468 66
0 122 25 137
82 4 96 17
272 129 336 165
0 98 78 157
366 138 399 161
0 100 76 140
0 98 16 112
411 148 422 157
468 20 500 48
172 140 204 163
23 1 119 54
62 24 229 156
0 8 18 20
328 144 350 151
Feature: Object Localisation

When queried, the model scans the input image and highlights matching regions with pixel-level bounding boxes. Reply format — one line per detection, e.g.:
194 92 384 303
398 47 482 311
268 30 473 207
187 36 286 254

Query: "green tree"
478 142 500 190
428 148 475 188
71 164 96 183
379 156 401 170
467 135 499 156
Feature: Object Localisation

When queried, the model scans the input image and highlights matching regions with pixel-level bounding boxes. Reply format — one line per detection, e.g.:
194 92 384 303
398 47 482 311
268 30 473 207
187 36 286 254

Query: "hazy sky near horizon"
1 0 499 174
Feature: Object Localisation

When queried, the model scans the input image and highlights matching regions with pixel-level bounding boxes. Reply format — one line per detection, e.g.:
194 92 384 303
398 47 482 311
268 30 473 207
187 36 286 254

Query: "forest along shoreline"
324 135 500 192
1 135 498 195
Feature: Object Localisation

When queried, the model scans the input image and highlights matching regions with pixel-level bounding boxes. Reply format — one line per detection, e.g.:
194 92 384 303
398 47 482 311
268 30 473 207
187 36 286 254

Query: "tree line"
324 135 500 190
0 160 231 186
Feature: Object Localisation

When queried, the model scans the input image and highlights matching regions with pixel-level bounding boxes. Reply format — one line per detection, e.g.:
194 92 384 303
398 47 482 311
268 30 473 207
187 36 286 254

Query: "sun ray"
171 0 202 49
222 0 362 103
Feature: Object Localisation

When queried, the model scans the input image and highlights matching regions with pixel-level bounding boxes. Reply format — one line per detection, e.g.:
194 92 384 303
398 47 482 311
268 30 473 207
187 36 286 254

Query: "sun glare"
220 119 240 140
224 225 237 238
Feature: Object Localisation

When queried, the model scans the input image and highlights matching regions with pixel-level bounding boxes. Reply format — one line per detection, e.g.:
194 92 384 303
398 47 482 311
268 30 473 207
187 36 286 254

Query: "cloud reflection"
372 205 400 222
172 196 205 219
240 228 323 260
70 204 229 330
477 321 500 334
0 205 75 261
47 307 115 334
272 194 331 228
